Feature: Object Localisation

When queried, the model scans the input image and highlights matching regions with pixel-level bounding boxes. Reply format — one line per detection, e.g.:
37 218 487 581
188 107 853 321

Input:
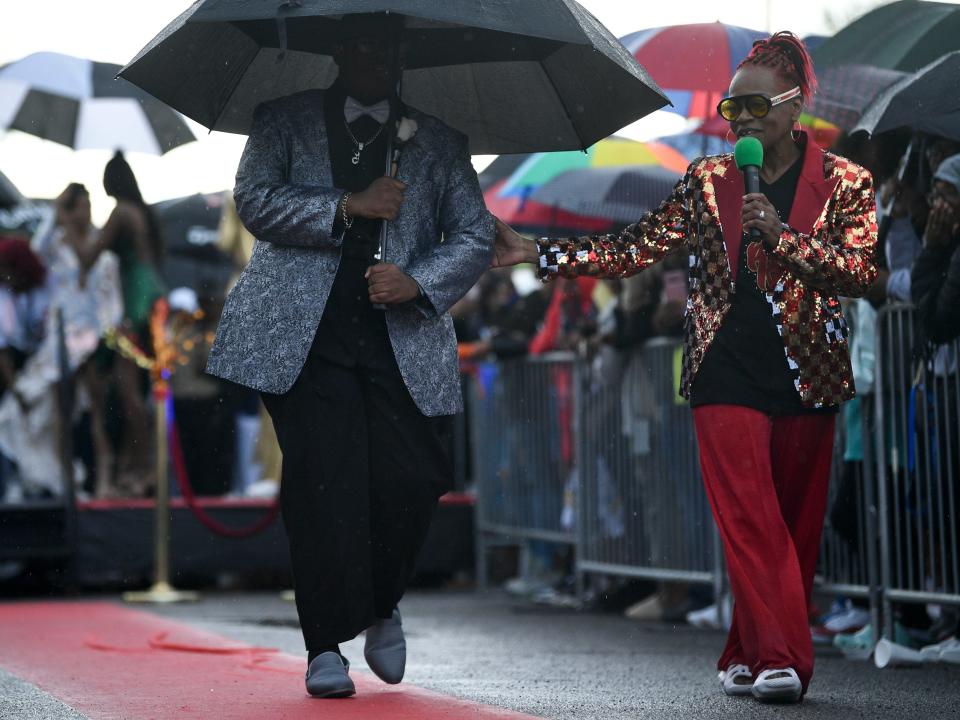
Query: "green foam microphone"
734 136 764 239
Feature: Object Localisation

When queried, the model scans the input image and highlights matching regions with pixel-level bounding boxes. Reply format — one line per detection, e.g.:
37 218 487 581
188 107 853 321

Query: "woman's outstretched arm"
493 164 695 280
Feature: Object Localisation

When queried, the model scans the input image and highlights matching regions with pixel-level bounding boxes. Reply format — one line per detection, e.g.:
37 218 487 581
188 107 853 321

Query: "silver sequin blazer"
206 90 495 416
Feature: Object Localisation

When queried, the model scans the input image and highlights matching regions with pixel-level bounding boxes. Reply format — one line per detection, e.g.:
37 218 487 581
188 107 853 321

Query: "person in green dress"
78 151 165 494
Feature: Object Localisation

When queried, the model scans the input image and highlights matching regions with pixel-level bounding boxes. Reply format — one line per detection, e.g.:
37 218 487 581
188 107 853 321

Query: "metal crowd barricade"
815 411 877 602
575 339 720 590
472 352 580 590
875 304 960 638
472 308 960 639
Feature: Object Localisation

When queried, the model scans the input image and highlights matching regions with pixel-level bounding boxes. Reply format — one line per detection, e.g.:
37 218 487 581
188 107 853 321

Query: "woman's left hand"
742 193 784 249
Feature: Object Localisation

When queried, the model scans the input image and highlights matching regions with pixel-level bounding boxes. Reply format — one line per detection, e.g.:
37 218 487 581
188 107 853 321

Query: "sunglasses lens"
718 99 741 121
746 96 770 118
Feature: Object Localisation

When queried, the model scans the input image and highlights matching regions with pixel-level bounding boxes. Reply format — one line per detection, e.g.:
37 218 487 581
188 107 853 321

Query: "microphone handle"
743 165 761 240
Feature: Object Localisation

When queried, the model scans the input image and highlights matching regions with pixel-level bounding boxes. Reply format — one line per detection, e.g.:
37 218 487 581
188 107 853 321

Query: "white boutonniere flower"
397 117 418 144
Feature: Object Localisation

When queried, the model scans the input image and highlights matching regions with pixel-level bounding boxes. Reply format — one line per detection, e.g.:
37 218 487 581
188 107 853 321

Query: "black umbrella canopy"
812 0 960 72
119 0 669 154
853 51 960 142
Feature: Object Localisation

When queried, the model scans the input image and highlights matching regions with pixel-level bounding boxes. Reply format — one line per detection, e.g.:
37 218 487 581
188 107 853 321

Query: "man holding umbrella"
121 0 667 700
205 14 493 697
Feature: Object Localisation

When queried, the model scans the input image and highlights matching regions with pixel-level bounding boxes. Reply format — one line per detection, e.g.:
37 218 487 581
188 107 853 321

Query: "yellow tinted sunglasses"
717 86 801 122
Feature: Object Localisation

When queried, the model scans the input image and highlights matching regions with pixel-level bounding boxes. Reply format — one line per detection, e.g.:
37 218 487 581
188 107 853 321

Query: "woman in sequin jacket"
493 32 877 703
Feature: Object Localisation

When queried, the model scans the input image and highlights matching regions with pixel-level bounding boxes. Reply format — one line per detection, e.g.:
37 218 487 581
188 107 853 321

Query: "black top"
311 84 393 368
691 155 834 415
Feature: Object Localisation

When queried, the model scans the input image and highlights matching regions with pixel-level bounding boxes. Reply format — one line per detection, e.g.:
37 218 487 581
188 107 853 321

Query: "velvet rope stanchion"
108 299 280 599
122 300 198 605
168 406 280 539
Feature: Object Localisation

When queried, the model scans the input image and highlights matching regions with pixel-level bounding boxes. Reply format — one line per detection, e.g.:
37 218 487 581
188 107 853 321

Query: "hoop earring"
792 121 802 143
725 128 737 149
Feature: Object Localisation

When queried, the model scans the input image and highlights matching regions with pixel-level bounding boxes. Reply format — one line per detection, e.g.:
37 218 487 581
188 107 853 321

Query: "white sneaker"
823 603 870 634
718 663 753 696
751 667 802 703
504 575 552 597
625 593 664 621
686 595 732 630
687 603 720 629
920 636 960 663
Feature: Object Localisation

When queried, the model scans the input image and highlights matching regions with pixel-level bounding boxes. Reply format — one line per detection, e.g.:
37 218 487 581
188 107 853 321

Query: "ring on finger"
759 210 765 219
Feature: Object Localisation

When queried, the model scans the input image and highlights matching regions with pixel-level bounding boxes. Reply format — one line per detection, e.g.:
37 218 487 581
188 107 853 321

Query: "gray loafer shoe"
305 652 356 698
364 608 406 684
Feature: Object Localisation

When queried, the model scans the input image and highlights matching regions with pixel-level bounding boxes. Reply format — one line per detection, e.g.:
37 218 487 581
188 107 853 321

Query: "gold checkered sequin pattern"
770 155 878 406
536 153 878 409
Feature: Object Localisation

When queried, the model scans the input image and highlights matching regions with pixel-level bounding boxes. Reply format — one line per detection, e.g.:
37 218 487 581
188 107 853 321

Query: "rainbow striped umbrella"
497 137 689 199
620 22 766 122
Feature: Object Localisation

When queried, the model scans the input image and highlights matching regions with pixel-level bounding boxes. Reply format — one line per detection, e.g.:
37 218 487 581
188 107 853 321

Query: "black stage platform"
2 494 475 590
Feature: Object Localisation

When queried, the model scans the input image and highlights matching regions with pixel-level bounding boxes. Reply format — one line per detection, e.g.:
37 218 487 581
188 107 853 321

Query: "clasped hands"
926 197 960 250
346 176 420 305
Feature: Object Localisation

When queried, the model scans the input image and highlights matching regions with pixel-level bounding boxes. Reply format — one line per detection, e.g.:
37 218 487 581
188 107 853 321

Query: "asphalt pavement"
151 590 960 719
2 590 958 719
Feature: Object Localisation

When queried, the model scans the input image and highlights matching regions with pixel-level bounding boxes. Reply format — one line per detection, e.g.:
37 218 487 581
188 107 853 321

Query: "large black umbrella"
853 52 960 141
530 165 680 225
119 0 669 154
813 0 960 72
0 52 195 154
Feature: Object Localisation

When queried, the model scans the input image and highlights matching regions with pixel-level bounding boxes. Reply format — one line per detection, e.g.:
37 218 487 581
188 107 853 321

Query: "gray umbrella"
118 0 668 154
853 51 960 141
531 165 681 225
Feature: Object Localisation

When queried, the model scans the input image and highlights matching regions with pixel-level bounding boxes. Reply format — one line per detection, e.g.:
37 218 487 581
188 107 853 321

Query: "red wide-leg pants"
692 405 835 691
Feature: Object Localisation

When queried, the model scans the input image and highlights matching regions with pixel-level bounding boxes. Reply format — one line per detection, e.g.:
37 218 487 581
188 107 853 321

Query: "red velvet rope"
169 408 281 539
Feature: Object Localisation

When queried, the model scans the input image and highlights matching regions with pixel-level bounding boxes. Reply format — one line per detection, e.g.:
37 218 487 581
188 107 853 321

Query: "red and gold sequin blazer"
537 135 878 408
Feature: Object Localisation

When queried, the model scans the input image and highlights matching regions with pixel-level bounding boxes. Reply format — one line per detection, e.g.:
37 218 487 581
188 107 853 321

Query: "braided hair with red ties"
736 31 818 102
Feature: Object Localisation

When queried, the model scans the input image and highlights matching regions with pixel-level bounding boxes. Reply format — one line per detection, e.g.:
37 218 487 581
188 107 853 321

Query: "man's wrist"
525 238 539 264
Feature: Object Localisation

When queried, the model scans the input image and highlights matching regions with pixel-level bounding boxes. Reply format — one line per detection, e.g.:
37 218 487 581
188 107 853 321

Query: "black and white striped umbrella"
0 52 196 155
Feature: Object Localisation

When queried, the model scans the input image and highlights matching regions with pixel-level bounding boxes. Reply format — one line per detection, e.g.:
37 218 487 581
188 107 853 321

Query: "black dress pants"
261 328 453 651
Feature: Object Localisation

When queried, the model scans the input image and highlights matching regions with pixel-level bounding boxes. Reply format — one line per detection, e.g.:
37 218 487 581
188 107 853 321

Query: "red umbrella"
484 179 613 235
620 23 766 122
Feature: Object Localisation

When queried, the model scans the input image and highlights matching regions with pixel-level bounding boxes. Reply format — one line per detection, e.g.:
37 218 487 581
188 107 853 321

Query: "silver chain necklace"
344 118 385 166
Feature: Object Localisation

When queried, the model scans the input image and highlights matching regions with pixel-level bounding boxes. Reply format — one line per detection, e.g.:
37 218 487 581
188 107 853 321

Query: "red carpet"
0 601 535 719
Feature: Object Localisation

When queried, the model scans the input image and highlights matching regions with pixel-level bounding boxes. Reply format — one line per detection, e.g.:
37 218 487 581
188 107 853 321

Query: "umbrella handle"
274 2 303 61
375 41 404 266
